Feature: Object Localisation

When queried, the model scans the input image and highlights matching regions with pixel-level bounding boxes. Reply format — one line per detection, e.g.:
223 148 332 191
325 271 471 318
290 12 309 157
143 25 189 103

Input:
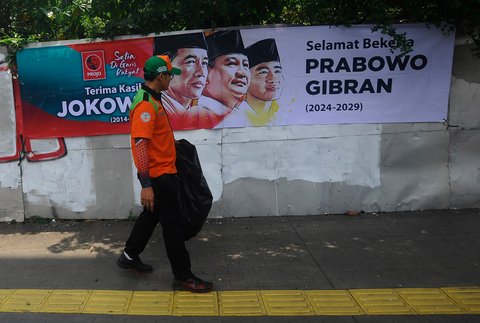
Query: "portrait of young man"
245 38 284 126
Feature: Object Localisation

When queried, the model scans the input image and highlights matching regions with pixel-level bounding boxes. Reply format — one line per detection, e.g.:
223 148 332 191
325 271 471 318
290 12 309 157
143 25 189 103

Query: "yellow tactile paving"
443 287 480 314
0 289 52 312
0 287 480 316
40 290 91 313
0 289 14 306
306 290 364 315
173 291 218 316
82 290 132 315
396 288 466 314
127 291 173 315
350 289 415 315
218 291 266 316
261 290 315 316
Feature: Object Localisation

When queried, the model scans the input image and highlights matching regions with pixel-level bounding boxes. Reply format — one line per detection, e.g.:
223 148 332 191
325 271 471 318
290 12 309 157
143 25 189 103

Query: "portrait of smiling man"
245 38 284 126
199 30 252 127
153 33 211 129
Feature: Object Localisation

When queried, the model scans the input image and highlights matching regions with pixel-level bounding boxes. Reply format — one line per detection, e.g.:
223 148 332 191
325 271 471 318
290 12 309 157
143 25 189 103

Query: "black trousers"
124 173 193 280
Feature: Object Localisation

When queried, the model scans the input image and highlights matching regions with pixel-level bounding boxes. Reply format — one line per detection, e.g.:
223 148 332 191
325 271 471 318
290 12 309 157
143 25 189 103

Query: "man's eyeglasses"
164 73 174 80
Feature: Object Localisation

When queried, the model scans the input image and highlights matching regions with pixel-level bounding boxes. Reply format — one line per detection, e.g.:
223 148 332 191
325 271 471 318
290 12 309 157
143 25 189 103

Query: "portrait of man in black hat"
153 33 210 129
245 38 284 126
199 30 251 125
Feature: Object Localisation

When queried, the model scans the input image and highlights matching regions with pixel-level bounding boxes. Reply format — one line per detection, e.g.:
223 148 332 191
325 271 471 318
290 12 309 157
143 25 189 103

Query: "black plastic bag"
175 139 213 240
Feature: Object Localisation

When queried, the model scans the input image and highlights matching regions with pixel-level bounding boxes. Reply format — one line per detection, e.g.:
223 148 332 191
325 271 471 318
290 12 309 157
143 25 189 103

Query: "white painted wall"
0 41 479 221
0 70 23 221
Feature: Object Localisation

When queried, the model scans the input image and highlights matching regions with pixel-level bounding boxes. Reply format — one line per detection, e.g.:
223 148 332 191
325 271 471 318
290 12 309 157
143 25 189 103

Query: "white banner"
211 24 455 128
17 24 455 135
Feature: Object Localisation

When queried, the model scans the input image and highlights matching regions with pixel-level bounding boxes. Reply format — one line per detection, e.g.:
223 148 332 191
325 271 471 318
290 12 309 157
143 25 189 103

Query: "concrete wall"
0 40 479 221
0 69 23 222
449 42 480 208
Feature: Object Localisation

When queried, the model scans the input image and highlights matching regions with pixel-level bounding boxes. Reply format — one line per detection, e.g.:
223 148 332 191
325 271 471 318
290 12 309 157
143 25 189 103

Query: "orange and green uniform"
125 83 194 281
130 85 177 179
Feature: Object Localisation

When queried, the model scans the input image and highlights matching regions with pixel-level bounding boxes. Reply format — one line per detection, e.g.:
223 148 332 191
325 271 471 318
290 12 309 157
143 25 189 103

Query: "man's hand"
141 187 154 212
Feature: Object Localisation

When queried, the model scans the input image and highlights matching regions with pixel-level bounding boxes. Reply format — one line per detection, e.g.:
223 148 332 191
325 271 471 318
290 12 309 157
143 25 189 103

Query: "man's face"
204 53 250 107
168 48 208 101
157 72 173 91
248 61 283 101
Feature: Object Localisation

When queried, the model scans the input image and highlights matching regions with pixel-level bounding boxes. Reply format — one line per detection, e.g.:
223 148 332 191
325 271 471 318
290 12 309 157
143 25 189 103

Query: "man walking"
117 55 213 293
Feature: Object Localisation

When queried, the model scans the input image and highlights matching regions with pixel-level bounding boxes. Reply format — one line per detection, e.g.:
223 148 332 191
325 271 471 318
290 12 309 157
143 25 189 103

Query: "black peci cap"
246 38 281 68
153 33 208 55
205 30 246 63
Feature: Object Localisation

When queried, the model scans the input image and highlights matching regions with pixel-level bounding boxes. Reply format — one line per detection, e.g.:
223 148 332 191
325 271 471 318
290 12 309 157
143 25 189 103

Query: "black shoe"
172 276 213 293
116 253 153 273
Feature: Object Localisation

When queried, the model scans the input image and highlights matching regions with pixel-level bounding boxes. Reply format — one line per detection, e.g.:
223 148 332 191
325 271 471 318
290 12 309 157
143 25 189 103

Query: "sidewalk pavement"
0 209 479 322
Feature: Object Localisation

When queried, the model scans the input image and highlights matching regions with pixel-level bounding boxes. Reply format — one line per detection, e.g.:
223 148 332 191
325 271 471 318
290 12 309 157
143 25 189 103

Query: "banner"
17 38 151 138
16 24 455 138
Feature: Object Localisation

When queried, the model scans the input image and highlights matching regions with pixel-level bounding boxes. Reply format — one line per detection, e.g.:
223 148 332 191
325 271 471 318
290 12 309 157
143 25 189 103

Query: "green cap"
143 55 181 76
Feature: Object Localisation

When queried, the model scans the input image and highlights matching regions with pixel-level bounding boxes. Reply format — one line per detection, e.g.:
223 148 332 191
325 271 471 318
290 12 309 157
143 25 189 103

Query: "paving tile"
395 288 466 314
173 291 218 316
349 289 415 315
306 290 364 315
218 291 265 316
127 291 173 316
260 290 315 316
1 289 52 312
0 290 14 306
40 290 91 313
443 286 480 314
83 290 132 315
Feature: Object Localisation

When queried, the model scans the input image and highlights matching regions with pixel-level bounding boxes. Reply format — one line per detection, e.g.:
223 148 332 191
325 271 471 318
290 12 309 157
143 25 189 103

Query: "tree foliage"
1 0 480 66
